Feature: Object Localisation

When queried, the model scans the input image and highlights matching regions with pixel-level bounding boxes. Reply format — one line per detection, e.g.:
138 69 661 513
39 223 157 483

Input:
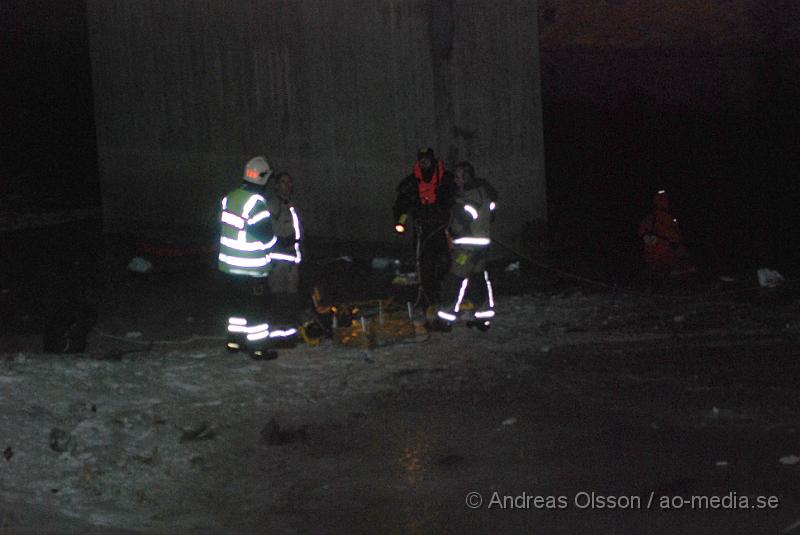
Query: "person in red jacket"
393 147 454 304
637 190 697 276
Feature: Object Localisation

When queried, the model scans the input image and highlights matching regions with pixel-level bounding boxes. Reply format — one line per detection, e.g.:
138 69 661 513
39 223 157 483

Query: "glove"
642 234 657 245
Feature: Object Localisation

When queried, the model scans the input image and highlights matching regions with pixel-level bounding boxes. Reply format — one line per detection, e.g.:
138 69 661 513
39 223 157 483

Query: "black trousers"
219 273 269 327
415 217 450 305
437 248 493 321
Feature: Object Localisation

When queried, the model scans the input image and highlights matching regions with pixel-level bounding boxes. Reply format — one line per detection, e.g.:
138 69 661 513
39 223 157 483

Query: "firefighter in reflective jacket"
266 171 303 324
218 156 296 359
433 161 498 332
393 147 454 304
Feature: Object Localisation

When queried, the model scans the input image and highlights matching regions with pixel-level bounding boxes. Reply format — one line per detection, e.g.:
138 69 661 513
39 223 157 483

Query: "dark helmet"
417 147 435 161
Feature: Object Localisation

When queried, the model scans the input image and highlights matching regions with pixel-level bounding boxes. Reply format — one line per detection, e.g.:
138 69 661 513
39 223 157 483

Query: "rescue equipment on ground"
298 287 426 348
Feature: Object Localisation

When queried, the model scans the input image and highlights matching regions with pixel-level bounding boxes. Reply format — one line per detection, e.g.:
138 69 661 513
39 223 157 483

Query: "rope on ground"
92 328 225 347
490 237 770 300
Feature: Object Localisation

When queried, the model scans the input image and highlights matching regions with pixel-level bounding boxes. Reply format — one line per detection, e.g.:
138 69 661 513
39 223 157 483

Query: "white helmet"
243 156 272 186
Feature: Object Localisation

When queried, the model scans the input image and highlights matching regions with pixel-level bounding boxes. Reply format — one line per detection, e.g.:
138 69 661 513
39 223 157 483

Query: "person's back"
449 177 497 246
218 180 274 277
433 161 497 332
217 156 297 359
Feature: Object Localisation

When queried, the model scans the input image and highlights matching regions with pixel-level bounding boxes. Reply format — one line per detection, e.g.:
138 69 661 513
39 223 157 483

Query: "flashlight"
394 213 407 233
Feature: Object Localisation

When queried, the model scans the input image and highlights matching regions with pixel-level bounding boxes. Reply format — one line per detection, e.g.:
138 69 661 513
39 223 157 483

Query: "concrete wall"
86 0 545 245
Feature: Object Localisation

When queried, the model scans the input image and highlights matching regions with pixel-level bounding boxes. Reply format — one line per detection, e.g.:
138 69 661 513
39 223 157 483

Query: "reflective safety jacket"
266 192 302 264
448 179 498 249
218 185 276 278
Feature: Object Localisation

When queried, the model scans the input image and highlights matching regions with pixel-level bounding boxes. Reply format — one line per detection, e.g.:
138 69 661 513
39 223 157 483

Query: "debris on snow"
392 272 419 286
49 428 72 453
502 417 517 426
779 455 800 465
261 418 308 446
757 268 785 288
127 256 153 273
179 422 216 443
132 447 161 466
371 257 399 270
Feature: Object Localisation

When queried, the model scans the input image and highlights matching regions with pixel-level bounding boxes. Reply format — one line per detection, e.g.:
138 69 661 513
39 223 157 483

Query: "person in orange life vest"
393 147 455 304
637 189 697 275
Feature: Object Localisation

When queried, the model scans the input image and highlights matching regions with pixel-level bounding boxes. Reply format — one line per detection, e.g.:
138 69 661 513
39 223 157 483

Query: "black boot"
427 318 453 333
226 334 245 352
249 345 278 360
466 320 491 332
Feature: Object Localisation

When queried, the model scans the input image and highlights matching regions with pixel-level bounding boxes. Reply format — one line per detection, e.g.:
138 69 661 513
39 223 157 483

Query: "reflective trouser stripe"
454 278 469 313
484 271 494 308
452 237 490 246
269 328 297 338
437 311 456 322
247 330 270 341
438 272 495 323
228 323 270 334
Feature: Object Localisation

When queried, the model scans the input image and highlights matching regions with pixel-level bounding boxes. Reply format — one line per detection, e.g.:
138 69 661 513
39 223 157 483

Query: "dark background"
2 0 799 276
538 0 800 275
1 0 98 211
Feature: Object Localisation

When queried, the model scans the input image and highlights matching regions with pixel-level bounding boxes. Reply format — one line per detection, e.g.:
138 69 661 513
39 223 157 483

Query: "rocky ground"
2 219 800 534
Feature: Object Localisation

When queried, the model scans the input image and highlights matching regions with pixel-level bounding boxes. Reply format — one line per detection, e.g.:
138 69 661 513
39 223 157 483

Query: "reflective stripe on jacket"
218 187 275 277
449 181 496 249
267 193 302 264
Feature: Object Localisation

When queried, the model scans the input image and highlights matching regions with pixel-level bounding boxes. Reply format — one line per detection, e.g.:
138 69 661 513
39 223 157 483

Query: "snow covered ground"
3 282 800 533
